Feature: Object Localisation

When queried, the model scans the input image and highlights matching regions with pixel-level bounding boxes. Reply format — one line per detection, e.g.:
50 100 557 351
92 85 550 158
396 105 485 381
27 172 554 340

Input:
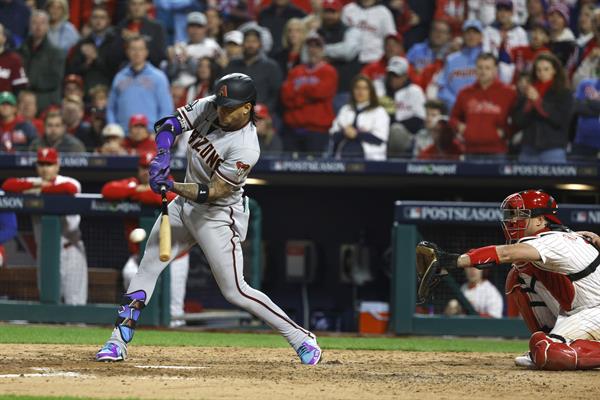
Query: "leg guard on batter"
529 331 600 370
114 290 147 343
505 266 557 334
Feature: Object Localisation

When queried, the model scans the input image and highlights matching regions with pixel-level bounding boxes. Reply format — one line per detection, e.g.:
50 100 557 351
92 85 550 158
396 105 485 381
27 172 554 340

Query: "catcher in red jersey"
1 147 88 305
417 189 600 370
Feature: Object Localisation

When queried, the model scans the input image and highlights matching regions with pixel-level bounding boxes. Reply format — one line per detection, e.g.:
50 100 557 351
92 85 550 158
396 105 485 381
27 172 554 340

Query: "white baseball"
129 228 147 243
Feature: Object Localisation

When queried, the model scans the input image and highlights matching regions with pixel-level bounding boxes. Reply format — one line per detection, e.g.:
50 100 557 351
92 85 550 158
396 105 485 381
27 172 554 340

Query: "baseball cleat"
95 342 127 362
296 337 322 365
514 351 536 369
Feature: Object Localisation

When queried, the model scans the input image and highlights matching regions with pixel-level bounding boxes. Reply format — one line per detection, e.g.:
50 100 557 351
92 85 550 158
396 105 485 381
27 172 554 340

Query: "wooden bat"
159 185 171 262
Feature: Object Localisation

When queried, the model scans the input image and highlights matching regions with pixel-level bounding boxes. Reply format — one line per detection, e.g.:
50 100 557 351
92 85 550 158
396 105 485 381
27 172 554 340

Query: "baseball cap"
37 147 58 164
305 31 324 47
462 19 483 33
322 0 343 11
254 103 270 120
548 4 570 25
496 0 513 10
138 151 155 168
64 74 84 89
386 56 409 76
187 11 207 26
129 114 148 127
224 30 243 46
102 123 125 138
0 91 16 106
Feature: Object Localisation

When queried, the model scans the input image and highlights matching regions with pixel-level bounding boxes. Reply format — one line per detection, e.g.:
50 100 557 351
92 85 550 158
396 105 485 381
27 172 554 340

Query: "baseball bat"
159 185 171 262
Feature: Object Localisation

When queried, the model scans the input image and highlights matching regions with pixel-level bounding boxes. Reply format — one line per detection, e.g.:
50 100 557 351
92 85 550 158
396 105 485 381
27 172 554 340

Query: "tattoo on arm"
171 175 235 203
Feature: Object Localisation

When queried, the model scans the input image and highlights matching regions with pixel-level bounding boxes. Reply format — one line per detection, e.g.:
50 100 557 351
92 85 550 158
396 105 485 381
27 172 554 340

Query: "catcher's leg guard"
529 332 600 370
505 266 557 334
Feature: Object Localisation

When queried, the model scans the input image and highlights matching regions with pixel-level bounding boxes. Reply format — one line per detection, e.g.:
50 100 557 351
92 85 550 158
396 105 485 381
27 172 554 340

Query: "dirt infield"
0 344 598 400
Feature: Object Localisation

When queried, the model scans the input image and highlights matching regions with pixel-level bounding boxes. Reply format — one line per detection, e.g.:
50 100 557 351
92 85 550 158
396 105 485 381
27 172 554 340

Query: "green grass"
0 324 527 353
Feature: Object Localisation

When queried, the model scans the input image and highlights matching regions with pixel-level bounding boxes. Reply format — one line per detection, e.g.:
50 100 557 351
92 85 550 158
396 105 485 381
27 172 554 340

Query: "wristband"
196 183 209 204
466 246 500 266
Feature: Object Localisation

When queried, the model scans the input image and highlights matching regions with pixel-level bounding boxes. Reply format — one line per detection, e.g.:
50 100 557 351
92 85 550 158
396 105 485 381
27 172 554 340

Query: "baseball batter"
96 73 322 365
1 147 88 305
423 189 600 370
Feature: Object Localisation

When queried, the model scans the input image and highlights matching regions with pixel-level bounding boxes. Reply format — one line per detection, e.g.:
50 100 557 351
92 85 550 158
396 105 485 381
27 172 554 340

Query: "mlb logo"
405 207 421 219
218 85 228 98
573 211 588 223
503 165 513 175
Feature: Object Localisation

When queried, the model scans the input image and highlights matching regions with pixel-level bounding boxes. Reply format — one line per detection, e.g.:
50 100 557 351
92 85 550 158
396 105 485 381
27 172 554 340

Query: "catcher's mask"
500 189 561 243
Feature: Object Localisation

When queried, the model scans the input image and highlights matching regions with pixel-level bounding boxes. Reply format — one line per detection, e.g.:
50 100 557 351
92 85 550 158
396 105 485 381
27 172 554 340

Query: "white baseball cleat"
514 352 536 369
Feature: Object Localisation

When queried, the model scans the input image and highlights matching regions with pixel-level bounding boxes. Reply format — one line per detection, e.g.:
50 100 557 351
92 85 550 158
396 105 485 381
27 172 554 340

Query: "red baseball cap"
138 151 155 167
37 147 58 164
254 103 270 120
322 0 343 11
129 114 148 127
64 74 84 89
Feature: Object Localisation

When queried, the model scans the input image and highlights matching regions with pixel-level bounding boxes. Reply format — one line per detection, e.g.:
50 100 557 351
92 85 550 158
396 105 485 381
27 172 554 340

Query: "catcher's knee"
529 332 577 370
506 267 552 334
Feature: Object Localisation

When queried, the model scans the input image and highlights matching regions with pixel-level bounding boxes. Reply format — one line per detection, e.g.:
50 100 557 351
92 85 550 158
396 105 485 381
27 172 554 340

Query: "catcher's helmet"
213 73 257 107
500 189 561 243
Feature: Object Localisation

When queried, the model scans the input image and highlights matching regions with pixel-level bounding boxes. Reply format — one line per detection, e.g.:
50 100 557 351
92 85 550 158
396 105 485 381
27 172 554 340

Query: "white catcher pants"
127 196 313 349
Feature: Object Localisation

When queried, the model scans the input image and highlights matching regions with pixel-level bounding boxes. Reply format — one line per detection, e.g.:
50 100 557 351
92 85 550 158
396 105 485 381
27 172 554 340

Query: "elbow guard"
154 116 183 150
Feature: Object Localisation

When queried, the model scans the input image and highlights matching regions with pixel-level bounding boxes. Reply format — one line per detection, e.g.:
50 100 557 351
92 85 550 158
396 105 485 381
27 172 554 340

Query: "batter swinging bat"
159 185 171 262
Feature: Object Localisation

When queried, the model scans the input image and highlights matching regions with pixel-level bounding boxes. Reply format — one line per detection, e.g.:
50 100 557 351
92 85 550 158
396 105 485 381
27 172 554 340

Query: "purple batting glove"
149 149 171 193
149 172 173 193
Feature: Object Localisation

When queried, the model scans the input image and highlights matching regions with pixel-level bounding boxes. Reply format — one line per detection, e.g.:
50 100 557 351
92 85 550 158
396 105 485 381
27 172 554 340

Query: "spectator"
434 0 467 36
0 211 17 267
512 52 572 163
238 21 274 55
222 28 283 114
19 10 65 114
101 152 188 327
573 9 600 88
342 0 396 65
17 90 43 135
255 103 283 155
450 53 517 158
572 76 600 159
1 147 88 305
62 94 95 151
112 0 168 68
437 19 483 111
387 0 420 35
123 114 156 154
185 56 221 104
153 0 199 45
330 74 389 160
66 5 120 92
0 23 28 94
466 0 497 27
507 22 550 84
281 33 338 156
460 267 504 318
361 33 406 83
318 0 361 111
96 123 127 155
375 56 426 134
407 19 452 76
107 35 173 132
167 12 223 83
29 110 86 153
274 18 307 79
417 117 464 160
45 0 80 54
220 30 243 69
483 0 528 83
0 0 31 47
258 0 306 57
523 0 547 31
547 3 576 68
413 99 447 157
63 74 84 100
576 3 595 48
0 91 36 152
205 7 224 44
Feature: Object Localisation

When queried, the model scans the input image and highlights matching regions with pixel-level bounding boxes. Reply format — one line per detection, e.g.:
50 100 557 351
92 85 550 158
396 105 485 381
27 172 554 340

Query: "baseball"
129 228 147 243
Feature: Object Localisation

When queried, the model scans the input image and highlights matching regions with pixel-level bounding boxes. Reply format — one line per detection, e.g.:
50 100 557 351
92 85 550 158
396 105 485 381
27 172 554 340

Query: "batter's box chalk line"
0 367 95 379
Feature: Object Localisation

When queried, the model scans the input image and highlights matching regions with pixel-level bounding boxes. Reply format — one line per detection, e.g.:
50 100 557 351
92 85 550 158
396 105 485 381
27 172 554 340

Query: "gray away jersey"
176 95 260 206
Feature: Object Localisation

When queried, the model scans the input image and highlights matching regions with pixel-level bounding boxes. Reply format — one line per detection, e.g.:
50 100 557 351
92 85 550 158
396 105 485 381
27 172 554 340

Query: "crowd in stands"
1 0 600 162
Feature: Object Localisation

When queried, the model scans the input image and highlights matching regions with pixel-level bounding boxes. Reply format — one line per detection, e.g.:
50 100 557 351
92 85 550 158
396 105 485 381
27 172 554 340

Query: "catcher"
416 189 600 370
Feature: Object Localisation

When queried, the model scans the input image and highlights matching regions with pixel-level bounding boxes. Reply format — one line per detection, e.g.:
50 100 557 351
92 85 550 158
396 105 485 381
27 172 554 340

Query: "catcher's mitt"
415 241 460 304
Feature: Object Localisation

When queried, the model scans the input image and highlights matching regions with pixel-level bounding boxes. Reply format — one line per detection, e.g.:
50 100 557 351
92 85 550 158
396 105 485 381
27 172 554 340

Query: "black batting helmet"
213 73 257 107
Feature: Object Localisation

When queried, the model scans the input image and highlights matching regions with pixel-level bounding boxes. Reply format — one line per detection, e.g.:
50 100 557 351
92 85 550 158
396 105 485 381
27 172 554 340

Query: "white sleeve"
522 234 574 272
371 107 390 142
176 95 217 131
411 86 426 119
324 27 361 61
381 7 396 37
215 146 260 188
484 282 504 318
